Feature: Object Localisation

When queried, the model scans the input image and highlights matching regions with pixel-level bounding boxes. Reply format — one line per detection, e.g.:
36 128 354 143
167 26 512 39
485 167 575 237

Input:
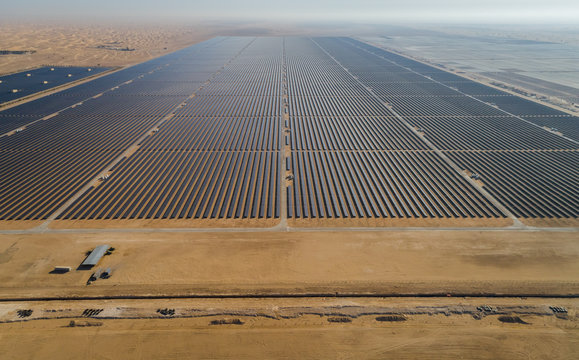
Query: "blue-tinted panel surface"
0 66 110 104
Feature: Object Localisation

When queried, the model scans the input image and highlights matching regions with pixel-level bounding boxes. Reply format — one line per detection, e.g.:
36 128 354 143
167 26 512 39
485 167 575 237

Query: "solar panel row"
139 116 280 151
108 80 204 96
60 150 280 220
174 96 281 118
284 37 503 219
382 96 507 117
519 115 579 140
341 38 578 140
197 80 281 96
447 151 578 218
289 150 502 218
63 94 188 118
405 116 576 150
0 66 110 104
289 116 427 150
287 80 370 97
313 37 577 218
288 96 392 117
0 36 576 223
474 95 572 116
0 115 161 152
0 36 258 220
0 149 123 220
60 37 283 220
369 83 463 97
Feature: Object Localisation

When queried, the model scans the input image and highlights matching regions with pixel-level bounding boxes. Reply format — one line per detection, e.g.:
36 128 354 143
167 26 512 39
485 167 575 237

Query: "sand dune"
0 23 212 75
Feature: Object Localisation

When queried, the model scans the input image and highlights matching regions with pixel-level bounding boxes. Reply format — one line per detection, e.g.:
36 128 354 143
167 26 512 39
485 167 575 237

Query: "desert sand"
0 23 212 75
1 227 573 359
0 229 577 299
0 297 577 359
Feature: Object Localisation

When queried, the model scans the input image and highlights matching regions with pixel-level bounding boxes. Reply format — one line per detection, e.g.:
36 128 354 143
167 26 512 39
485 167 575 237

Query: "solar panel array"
284 38 502 219
0 37 281 220
0 36 577 223
314 37 577 218
0 66 110 104
447 151 578 218
60 37 282 220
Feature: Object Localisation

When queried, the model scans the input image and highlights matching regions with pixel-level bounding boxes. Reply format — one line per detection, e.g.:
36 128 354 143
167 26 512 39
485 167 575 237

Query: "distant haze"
2 0 579 24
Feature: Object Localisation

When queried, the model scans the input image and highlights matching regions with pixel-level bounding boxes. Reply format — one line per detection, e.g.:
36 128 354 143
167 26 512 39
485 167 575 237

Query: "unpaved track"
0 297 577 360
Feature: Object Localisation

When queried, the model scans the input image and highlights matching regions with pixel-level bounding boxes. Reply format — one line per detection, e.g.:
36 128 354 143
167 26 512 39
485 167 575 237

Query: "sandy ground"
521 218 579 228
0 221 44 231
0 297 577 359
0 23 212 75
0 230 577 299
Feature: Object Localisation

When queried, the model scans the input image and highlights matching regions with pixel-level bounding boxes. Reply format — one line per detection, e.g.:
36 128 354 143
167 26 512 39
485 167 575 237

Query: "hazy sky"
3 0 579 24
